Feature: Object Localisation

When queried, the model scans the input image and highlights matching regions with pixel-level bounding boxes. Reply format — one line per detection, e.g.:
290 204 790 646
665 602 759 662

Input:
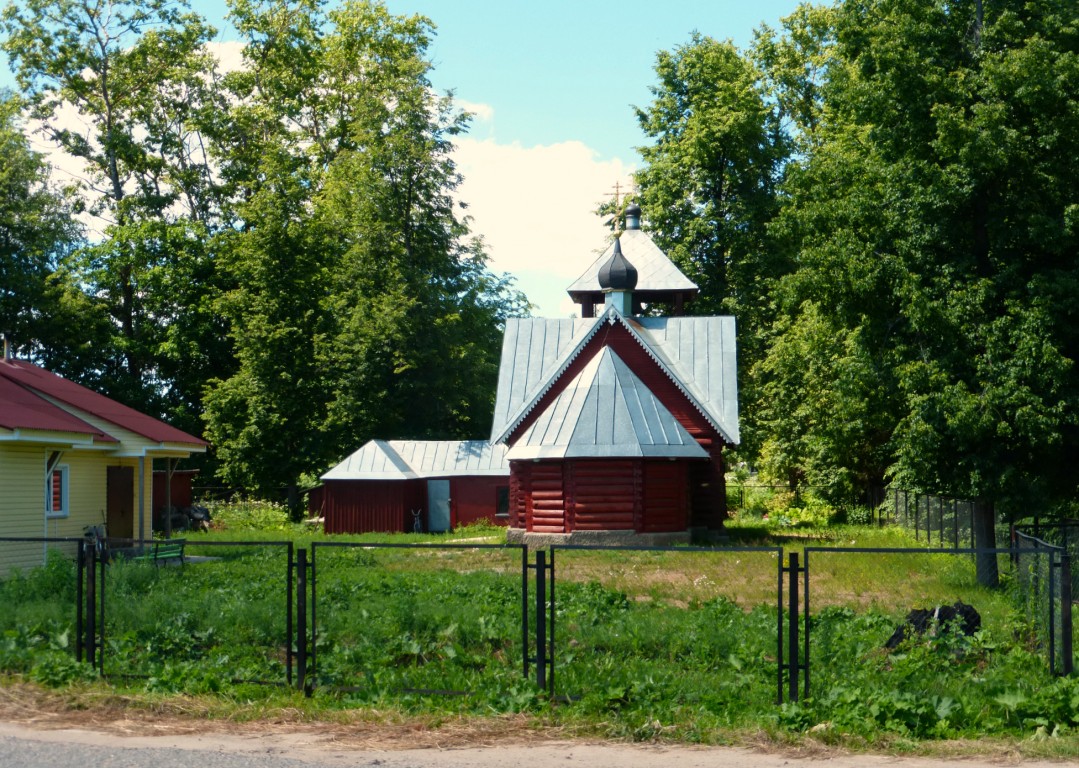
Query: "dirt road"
0 722 1069 768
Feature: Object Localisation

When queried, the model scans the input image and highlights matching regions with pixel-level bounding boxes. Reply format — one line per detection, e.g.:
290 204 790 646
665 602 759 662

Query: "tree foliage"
752 0 1079 513
2 0 526 500
0 92 101 367
200 0 526 500
634 0 1078 515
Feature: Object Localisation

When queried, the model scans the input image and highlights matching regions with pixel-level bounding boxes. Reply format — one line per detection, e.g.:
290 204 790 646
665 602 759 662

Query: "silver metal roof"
491 305 740 446
505 347 708 460
566 229 698 294
321 439 509 481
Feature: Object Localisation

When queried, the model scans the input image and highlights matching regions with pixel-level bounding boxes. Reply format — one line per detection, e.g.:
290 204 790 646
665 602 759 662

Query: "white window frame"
45 463 70 519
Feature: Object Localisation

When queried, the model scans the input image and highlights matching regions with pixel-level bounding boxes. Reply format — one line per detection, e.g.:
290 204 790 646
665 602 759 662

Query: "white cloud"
456 98 495 124
452 137 634 316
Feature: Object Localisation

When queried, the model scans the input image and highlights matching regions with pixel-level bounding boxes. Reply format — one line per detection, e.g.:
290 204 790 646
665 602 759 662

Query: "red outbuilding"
314 440 509 534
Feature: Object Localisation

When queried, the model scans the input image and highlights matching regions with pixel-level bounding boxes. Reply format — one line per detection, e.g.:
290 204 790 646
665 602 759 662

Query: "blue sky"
3 0 806 315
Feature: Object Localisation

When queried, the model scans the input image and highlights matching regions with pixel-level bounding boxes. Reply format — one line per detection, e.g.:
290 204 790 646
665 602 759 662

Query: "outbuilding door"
427 479 451 532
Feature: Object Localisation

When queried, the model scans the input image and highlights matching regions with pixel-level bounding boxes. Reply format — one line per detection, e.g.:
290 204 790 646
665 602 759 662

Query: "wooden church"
316 203 739 540
495 203 738 543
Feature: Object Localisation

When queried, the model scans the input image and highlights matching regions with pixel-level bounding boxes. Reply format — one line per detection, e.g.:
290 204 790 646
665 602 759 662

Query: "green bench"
133 538 186 567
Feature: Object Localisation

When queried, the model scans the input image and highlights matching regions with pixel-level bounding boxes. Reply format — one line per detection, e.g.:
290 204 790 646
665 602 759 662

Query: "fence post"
76 540 85 664
776 547 784 704
788 552 800 703
296 548 308 695
1062 554 1074 676
84 539 97 669
535 549 547 692
521 546 529 679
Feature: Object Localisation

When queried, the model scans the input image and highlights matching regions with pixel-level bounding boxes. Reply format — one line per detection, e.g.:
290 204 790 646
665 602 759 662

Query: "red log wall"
510 459 692 534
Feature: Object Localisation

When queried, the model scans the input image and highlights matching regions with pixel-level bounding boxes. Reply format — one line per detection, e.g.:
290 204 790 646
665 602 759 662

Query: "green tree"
1 0 228 428
203 0 525 507
0 92 107 368
633 34 790 461
757 0 1079 534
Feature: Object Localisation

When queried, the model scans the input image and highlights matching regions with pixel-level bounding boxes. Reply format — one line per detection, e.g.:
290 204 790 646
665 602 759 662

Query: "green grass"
2 500 1077 750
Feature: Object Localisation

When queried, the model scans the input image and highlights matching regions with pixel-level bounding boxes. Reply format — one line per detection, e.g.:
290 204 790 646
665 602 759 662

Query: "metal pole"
85 542 96 668
76 540 84 664
287 543 294 687
549 548 556 697
521 546 529 679
296 548 308 694
788 552 799 703
1061 554 1073 676
776 547 784 704
535 550 547 692
1049 548 1057 676
98 542 106 676
803 549 811 697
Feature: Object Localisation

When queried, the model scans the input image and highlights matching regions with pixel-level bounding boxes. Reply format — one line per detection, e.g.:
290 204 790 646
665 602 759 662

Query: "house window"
495 486 509 518
46 464 69 518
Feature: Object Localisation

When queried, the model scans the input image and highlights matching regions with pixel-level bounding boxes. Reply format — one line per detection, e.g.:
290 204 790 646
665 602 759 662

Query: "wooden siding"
318 479 424 534
0 445 51 575
643 460 689 532
509 464 526 529
508 457 700 535
566 459 638 530
450 476 508 528
0 446 154 575
526 461 565 533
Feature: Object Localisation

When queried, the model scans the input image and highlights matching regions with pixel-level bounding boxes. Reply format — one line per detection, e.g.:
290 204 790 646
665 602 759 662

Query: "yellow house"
0 355 207 575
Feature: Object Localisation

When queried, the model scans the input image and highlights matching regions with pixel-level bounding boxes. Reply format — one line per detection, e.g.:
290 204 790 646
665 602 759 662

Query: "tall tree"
203 0 526 505
1 0 229 428
0 92 106 367
633 34 790 460
755 0 1079 526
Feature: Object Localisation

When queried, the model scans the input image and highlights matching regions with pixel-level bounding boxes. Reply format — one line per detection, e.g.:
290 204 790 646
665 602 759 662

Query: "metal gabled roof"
566 228 698 296
321 439 509 481
492 306 740 446
630 314 740 445
505 347 708 460
490 316 595 442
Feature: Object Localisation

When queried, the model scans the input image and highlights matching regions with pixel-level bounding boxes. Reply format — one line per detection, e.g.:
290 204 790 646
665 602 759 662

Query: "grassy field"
1 499 1077 755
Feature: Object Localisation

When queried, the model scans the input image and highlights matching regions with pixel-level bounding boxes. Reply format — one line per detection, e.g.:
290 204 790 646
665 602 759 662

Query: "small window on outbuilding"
495 486 510 518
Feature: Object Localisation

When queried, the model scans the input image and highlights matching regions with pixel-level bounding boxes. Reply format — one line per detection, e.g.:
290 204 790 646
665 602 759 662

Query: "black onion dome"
597 237 638 291
624 201 642 229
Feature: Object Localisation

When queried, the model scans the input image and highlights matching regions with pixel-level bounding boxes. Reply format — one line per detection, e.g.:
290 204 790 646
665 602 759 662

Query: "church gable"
493 307 739 448
505 347 707 460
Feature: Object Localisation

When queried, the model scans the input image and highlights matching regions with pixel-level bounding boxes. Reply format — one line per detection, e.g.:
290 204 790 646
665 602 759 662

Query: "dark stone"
885 601 981 649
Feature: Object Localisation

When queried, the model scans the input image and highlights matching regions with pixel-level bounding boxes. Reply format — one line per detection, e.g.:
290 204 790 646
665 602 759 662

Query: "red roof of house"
0 358 207 448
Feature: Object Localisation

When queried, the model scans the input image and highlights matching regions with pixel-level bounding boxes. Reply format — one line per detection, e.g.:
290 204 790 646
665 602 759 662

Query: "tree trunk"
973 498 998 588
286 483 303 522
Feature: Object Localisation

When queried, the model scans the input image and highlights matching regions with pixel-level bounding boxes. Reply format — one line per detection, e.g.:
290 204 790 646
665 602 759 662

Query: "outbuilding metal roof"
491 305 739 446
566 229 698 296
322 439 509 481
505 347 708 460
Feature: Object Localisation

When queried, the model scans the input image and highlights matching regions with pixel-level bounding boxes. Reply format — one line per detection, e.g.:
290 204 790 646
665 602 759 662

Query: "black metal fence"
1 535 1073 705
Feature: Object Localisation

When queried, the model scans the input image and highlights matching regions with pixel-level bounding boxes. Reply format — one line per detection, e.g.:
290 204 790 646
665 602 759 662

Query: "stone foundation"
505 528 692 547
